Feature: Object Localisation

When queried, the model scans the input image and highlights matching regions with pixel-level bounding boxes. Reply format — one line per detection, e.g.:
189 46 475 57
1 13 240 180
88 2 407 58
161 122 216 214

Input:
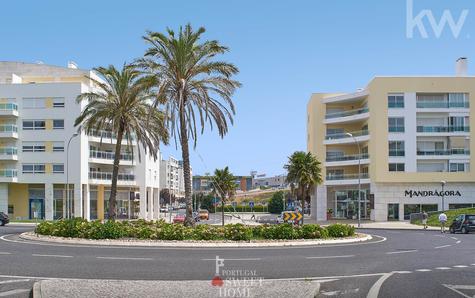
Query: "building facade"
159 156 189 198
253 174 287 189
192 175 253 193
0 62 161 221
307 58 475 222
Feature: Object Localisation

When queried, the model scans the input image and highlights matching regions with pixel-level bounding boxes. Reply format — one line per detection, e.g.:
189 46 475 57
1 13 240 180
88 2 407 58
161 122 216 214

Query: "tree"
212 167 236 226
197 193 214 212
75 64 169 219
268 191 285 214
138 24 241 226
284 151 322 223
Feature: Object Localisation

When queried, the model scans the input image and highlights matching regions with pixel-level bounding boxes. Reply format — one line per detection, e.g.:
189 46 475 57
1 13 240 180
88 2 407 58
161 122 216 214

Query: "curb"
20 232 372 248
33 281 42 298
355 227 439 231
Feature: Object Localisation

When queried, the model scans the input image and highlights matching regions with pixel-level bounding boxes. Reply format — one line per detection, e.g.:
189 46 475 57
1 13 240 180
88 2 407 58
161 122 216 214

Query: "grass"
415 207 475 227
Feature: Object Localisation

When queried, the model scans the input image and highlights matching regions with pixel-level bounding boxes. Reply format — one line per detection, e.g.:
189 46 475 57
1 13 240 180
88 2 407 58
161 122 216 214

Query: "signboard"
404 190 461 198
283 212 303 224
249 201 254 208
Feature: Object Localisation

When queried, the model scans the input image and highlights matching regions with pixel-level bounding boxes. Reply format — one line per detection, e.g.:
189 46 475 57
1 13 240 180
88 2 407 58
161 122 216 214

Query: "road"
0 224 474 297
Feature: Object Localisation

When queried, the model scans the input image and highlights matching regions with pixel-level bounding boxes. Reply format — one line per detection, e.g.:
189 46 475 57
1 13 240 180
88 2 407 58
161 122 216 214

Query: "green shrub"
224 224 253 241
268 191 285 214
300 224 327 239
326 224 355 238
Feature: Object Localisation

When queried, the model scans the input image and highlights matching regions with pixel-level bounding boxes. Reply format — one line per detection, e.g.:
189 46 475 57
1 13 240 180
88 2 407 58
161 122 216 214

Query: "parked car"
450 214 475 234
173 214 186 224
193 212 200 222
0 212 9 226
160 207 168 213
199 209 209 220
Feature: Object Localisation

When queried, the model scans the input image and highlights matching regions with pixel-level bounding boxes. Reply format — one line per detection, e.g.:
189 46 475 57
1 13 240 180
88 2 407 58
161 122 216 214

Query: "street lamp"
66 133 79 219
440 180 447 212
346 132 362 228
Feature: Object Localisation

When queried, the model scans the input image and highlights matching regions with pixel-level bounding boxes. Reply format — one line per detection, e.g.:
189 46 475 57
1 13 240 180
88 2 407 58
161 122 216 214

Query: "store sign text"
404 190 461 198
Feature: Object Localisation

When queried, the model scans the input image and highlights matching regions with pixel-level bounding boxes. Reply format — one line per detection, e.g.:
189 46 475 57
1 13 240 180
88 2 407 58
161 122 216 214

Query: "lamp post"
66 133 79 219
346 132 361 228
440 180 447 212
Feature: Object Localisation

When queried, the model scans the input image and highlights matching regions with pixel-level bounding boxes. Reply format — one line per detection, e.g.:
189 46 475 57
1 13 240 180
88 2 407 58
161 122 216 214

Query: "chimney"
455 57 468 76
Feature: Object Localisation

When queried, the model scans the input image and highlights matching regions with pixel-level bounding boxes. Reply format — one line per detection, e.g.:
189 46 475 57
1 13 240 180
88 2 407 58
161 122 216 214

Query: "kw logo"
406 0 469 39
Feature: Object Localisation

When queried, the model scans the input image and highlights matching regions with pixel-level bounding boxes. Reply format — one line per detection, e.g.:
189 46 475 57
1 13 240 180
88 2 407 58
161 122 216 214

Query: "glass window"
52 98 65 108
22 164 34 173
388 94 404 108
53 120 64 129
388 117 405 132
34 164 45 173
52 164 64 173
389 163 405 172
22 142 45 152
35 120 45 130
22 121 34 130
450 163 467 172
53 142 64 152
389 141 405 156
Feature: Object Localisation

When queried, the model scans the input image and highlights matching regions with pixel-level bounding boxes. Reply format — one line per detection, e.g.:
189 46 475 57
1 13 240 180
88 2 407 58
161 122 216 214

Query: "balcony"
417 149 470 160
88 171 136 186
324 107 369 124
325 173 370 186
0 147 18 160
0 169 17 182
89 150 134 165
326 153 370 166
324 130 370 145
0 124 18 138
322 90 369 104
88 129 135 145
417 126 469 135
416 101 469 109
0 103 18 117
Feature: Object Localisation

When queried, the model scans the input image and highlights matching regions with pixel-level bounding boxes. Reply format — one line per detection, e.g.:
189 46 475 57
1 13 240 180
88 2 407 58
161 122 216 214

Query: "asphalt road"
0 224 474 297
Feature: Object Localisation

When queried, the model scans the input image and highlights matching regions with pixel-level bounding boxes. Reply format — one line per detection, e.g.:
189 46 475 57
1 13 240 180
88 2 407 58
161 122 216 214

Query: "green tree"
284 151 322 223
138 24 241 226
197 193 214 213
212 167 236 226
75 64 169 219
268 191 285 214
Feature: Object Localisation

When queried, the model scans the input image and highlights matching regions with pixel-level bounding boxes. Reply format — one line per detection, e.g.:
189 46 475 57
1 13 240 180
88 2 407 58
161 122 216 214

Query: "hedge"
35 218 355 241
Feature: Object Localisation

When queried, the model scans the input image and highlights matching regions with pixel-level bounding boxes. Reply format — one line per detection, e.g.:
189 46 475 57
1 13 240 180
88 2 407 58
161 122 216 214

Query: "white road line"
416 269 432 272
471 264 475 266
0 289 31 297
450 237 458 240
96 257 154 261
434 245 451 249
435 267 451 270
201 258 261 261
306 255 355 259
0 279 30 285
386 250 418 254
367 272 394 298
32 254 73 258
0 252 11 255
453 265 468 268
456 240 461 244
434 235 445 238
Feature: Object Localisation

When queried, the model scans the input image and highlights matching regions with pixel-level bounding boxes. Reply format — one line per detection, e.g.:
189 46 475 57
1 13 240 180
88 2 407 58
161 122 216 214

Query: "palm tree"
138 24 241 226
212 166 236 226
75 64 169 219
284 151 322 223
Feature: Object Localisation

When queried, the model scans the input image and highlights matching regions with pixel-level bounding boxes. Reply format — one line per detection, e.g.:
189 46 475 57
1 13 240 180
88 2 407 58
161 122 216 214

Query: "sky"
1 0 474 176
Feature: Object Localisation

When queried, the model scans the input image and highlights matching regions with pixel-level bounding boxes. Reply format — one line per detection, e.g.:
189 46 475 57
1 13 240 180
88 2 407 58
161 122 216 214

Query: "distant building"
193 175 253 193
253 174 287 189
159 156 190 198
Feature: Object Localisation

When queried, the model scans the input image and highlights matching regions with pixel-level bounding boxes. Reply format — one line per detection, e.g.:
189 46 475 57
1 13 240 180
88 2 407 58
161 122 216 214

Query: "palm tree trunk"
221 197 225 226
179 104 194 227
300 185 305 225
108 122 124 220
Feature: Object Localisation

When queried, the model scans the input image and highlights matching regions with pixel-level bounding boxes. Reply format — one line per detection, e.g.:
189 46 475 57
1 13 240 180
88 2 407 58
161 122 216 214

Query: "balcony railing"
89 171 135 181
417 149 470 156
0 124 18 133
417 126 470 133
326 173 369 180
325 130 369 140
325 107 369 119
416 101 469 108
0 169 17 177
389 150 405 157
0 147 17 155
89 150 133 161
89 130 134 141
0 103 18 111
326 153 369 162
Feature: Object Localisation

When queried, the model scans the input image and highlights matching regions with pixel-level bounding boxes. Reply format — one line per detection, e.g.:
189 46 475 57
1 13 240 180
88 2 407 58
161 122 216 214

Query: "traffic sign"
249 201 254 208
232 201 237 207
283 212 303 224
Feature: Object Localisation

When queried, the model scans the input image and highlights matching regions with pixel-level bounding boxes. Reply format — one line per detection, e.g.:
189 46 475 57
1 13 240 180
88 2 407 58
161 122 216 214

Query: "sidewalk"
306 219 439 231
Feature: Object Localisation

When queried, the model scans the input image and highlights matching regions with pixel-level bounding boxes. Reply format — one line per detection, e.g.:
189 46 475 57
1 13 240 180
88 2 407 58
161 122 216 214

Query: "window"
53 120 64 129
34 164 45 173
389 163 405 172
22 121 33 130
388 94 404 108
23 164 45 174
22 142 45 152
52 98 65 108
23 120 45 130
388 117 405 132
53 164 64 173
389 141 405 156
53 142 64 152
23 98 45 109
8 204 13 215
22 164 34 173
450 163 468 172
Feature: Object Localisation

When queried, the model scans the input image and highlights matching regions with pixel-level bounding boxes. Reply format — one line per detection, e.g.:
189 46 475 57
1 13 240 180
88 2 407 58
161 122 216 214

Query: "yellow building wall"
97 185 104 220
45 120 53 130
8 184 29 219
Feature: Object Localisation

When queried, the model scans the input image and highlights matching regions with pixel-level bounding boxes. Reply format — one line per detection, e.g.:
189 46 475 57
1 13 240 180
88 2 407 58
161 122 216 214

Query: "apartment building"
253 174 288 189
192 175 253 193
307 58 475 222
0 62 161 221
159 156 189 198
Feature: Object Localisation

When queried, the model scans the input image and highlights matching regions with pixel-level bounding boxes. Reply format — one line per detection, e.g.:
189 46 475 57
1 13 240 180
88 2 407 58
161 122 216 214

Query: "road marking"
453 265 468 268
456 240 461 244
435 267 451 270
0 279 30 285
434 235 445 238
367 272 394 298
201 258 261 261
450 237 458 240
386 250 418 254
416 269 432 272
471 264 475 266
443 284 475 298
434 245 451 249
306 255 355 259
0 252 11 255
0 289 31 297
32 254 73 258
96 257 154 261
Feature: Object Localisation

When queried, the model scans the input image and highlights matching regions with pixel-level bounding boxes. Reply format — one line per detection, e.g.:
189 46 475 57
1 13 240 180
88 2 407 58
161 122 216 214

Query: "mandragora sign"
404 190 461 198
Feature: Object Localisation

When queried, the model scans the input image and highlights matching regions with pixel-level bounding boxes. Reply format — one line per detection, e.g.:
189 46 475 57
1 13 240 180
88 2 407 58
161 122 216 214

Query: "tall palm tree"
284 151 322 223
75 64 169 219
212 166 236 226
138 24 241 226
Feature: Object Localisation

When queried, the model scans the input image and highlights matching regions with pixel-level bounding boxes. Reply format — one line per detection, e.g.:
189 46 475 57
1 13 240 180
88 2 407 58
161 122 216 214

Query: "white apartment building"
0 61 161 221
159 156 189 198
